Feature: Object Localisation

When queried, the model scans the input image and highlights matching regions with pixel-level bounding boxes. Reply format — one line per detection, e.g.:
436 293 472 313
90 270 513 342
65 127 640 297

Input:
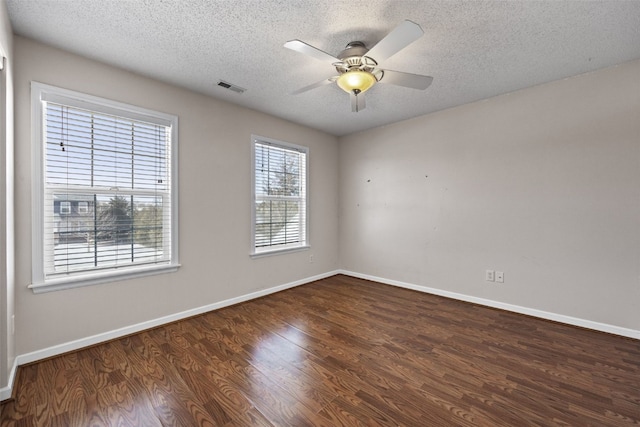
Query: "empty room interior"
1 0 639 425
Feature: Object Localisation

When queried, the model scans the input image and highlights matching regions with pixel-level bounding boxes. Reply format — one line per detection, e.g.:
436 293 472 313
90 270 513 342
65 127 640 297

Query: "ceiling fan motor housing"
335 41 383 82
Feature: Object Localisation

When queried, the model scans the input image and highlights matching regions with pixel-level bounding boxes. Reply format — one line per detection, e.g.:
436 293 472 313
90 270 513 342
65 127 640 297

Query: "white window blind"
252 136 308 255
31 83 179 292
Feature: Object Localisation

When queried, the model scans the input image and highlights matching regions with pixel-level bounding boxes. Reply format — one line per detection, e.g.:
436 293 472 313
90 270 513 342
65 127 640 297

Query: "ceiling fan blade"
350 92 366 112
378 69 433 90
284 40 340 63
290 77 337 95
366 20 424 63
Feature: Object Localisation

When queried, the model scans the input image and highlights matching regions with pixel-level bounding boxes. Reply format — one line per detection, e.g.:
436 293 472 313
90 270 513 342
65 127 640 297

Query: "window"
251 135 308 256
31 82 179 293
77 201 89 214
59 201 71 215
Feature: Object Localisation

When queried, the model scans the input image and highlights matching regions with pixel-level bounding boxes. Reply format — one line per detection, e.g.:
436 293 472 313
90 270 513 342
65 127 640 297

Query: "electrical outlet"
496 271 504 283
486 270 495 282
309 254 314 263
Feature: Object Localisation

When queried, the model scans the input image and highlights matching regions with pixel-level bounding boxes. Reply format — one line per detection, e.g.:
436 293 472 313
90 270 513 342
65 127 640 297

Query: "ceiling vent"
217 80 246 94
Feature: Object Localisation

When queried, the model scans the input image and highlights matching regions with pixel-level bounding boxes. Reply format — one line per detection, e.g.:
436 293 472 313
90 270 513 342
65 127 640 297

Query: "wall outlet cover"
486 270 495 282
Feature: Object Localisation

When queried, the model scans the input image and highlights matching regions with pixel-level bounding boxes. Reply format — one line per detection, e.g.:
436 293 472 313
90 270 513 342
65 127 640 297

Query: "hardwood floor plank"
2 274 639 426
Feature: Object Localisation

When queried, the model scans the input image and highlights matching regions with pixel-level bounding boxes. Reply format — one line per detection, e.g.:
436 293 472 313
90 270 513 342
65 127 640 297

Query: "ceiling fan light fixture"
336 70 377 94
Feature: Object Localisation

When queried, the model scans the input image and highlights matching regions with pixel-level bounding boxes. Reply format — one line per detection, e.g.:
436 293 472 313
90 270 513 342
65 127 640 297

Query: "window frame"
59 201 71 215
30 82 179 293
77 201 89 214
250 135 309 257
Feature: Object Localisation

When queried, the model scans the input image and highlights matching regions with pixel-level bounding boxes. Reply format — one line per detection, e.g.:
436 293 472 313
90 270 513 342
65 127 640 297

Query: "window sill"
250 245 310 259
29 263 181 294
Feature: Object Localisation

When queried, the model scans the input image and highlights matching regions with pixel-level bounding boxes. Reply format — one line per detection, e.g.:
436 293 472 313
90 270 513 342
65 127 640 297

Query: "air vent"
217 80 246 94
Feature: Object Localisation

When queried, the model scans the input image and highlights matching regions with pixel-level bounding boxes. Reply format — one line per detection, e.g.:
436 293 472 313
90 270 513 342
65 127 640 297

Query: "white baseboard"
0 358 18 401
339 270 640 340
1 270 340 401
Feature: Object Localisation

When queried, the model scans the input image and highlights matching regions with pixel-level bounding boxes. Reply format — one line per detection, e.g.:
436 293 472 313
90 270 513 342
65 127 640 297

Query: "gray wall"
3 29 639 394
13 36 339 355
339 59 640 331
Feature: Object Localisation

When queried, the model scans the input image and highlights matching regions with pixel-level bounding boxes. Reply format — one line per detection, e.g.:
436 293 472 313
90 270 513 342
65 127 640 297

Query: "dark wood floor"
2 275 639 426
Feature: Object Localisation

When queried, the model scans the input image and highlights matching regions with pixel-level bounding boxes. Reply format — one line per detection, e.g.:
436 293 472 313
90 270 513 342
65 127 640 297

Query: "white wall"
339 59 640 332
13 36 339 356
0 0 15 396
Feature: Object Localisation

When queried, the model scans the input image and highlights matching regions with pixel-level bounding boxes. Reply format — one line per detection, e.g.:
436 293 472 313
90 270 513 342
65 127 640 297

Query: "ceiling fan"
284 20 433 112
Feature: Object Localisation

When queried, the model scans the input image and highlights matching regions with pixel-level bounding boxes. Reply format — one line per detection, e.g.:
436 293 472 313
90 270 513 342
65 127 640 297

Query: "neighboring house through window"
251 135 309 256
30 82 179 292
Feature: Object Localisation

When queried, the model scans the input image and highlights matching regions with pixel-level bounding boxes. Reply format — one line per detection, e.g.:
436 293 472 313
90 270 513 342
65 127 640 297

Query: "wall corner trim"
1 270 341 400
338 270 640 340
0 358 18 401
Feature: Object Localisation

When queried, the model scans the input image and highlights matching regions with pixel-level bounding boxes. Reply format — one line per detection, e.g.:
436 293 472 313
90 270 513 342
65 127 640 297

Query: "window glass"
252 136 308 255
77 201 89 213
31 83 179 292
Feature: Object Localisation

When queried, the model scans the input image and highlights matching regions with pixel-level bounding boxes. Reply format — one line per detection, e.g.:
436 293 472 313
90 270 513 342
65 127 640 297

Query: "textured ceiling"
6 0 640 136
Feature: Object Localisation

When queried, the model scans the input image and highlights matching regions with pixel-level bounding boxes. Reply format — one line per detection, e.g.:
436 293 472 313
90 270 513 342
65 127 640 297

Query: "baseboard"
2 270 340 400
0 357 18 401
339 270 640 340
